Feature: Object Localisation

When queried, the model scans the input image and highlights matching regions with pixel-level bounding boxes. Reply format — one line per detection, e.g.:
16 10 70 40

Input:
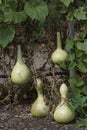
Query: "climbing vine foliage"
0 0 87 47
0 0 48 47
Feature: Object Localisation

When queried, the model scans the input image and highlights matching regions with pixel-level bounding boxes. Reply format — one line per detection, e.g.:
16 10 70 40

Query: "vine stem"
68 21 76 87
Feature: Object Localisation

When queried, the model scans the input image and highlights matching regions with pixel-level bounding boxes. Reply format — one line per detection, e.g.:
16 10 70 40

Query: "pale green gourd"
31 79 49 117
54 83 75 123
11 45 32 85
51 32 68 63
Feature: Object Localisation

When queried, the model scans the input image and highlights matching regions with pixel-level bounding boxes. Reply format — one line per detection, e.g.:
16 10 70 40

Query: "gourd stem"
57 32 62 49
17 45 24 63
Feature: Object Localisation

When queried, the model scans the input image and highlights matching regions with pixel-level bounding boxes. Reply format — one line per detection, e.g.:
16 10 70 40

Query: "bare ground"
0 104 86 130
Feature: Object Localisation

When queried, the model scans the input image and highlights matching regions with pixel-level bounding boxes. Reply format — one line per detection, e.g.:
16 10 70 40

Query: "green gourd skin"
51 32 68 63
59 83 68 98
11 45 32 85
31 79 49 117
54 83 75 123
54 102 75 123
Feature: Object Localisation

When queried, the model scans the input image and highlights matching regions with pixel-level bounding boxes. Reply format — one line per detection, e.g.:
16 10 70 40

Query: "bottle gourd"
11 45 32 85
51 32 68 63
31 78 49 117
54 83 75 123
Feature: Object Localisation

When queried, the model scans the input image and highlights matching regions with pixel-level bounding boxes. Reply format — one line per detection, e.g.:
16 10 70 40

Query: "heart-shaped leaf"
0 25 15 48
24 1 48 22
76 41 87 51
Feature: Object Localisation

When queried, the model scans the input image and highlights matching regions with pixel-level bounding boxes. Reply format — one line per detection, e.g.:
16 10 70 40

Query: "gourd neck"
17 45 24 64
37 89 43 99
61 94 67 99
57 32 62 49
36 79 44 99
61 97 68 103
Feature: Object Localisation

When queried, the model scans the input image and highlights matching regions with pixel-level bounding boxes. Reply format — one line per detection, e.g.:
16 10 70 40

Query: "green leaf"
6 0 17 10
82 86 87 96
75 50 83 57
61 0 74 7
4 8 13 22
24 1 48 22
68 62 76 70
4 7 27 23
67 53 75 62
67 12 73 21
0 25 15 48
84 39 87 51
78 62 87 73
65 39 74 51
13 11 28 23
81 96 87 105
73 7 87 20
83 58 87 63
58 61 67 69
69 75 84 87
79 30 87 39
76 41 87 51
77 118 87 127
0 13 3 22
48 1 61 23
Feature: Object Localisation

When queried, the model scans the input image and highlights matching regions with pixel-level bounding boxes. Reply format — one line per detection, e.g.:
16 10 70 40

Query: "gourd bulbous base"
54 103 75 123
51 49 68 64
31 97 49 117
11 62 32 85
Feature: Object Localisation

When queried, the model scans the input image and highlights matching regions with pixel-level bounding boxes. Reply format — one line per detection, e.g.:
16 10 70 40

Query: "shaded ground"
0 104 86 130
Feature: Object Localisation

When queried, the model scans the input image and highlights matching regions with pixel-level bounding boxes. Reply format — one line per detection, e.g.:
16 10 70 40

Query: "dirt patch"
0 104 86 130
